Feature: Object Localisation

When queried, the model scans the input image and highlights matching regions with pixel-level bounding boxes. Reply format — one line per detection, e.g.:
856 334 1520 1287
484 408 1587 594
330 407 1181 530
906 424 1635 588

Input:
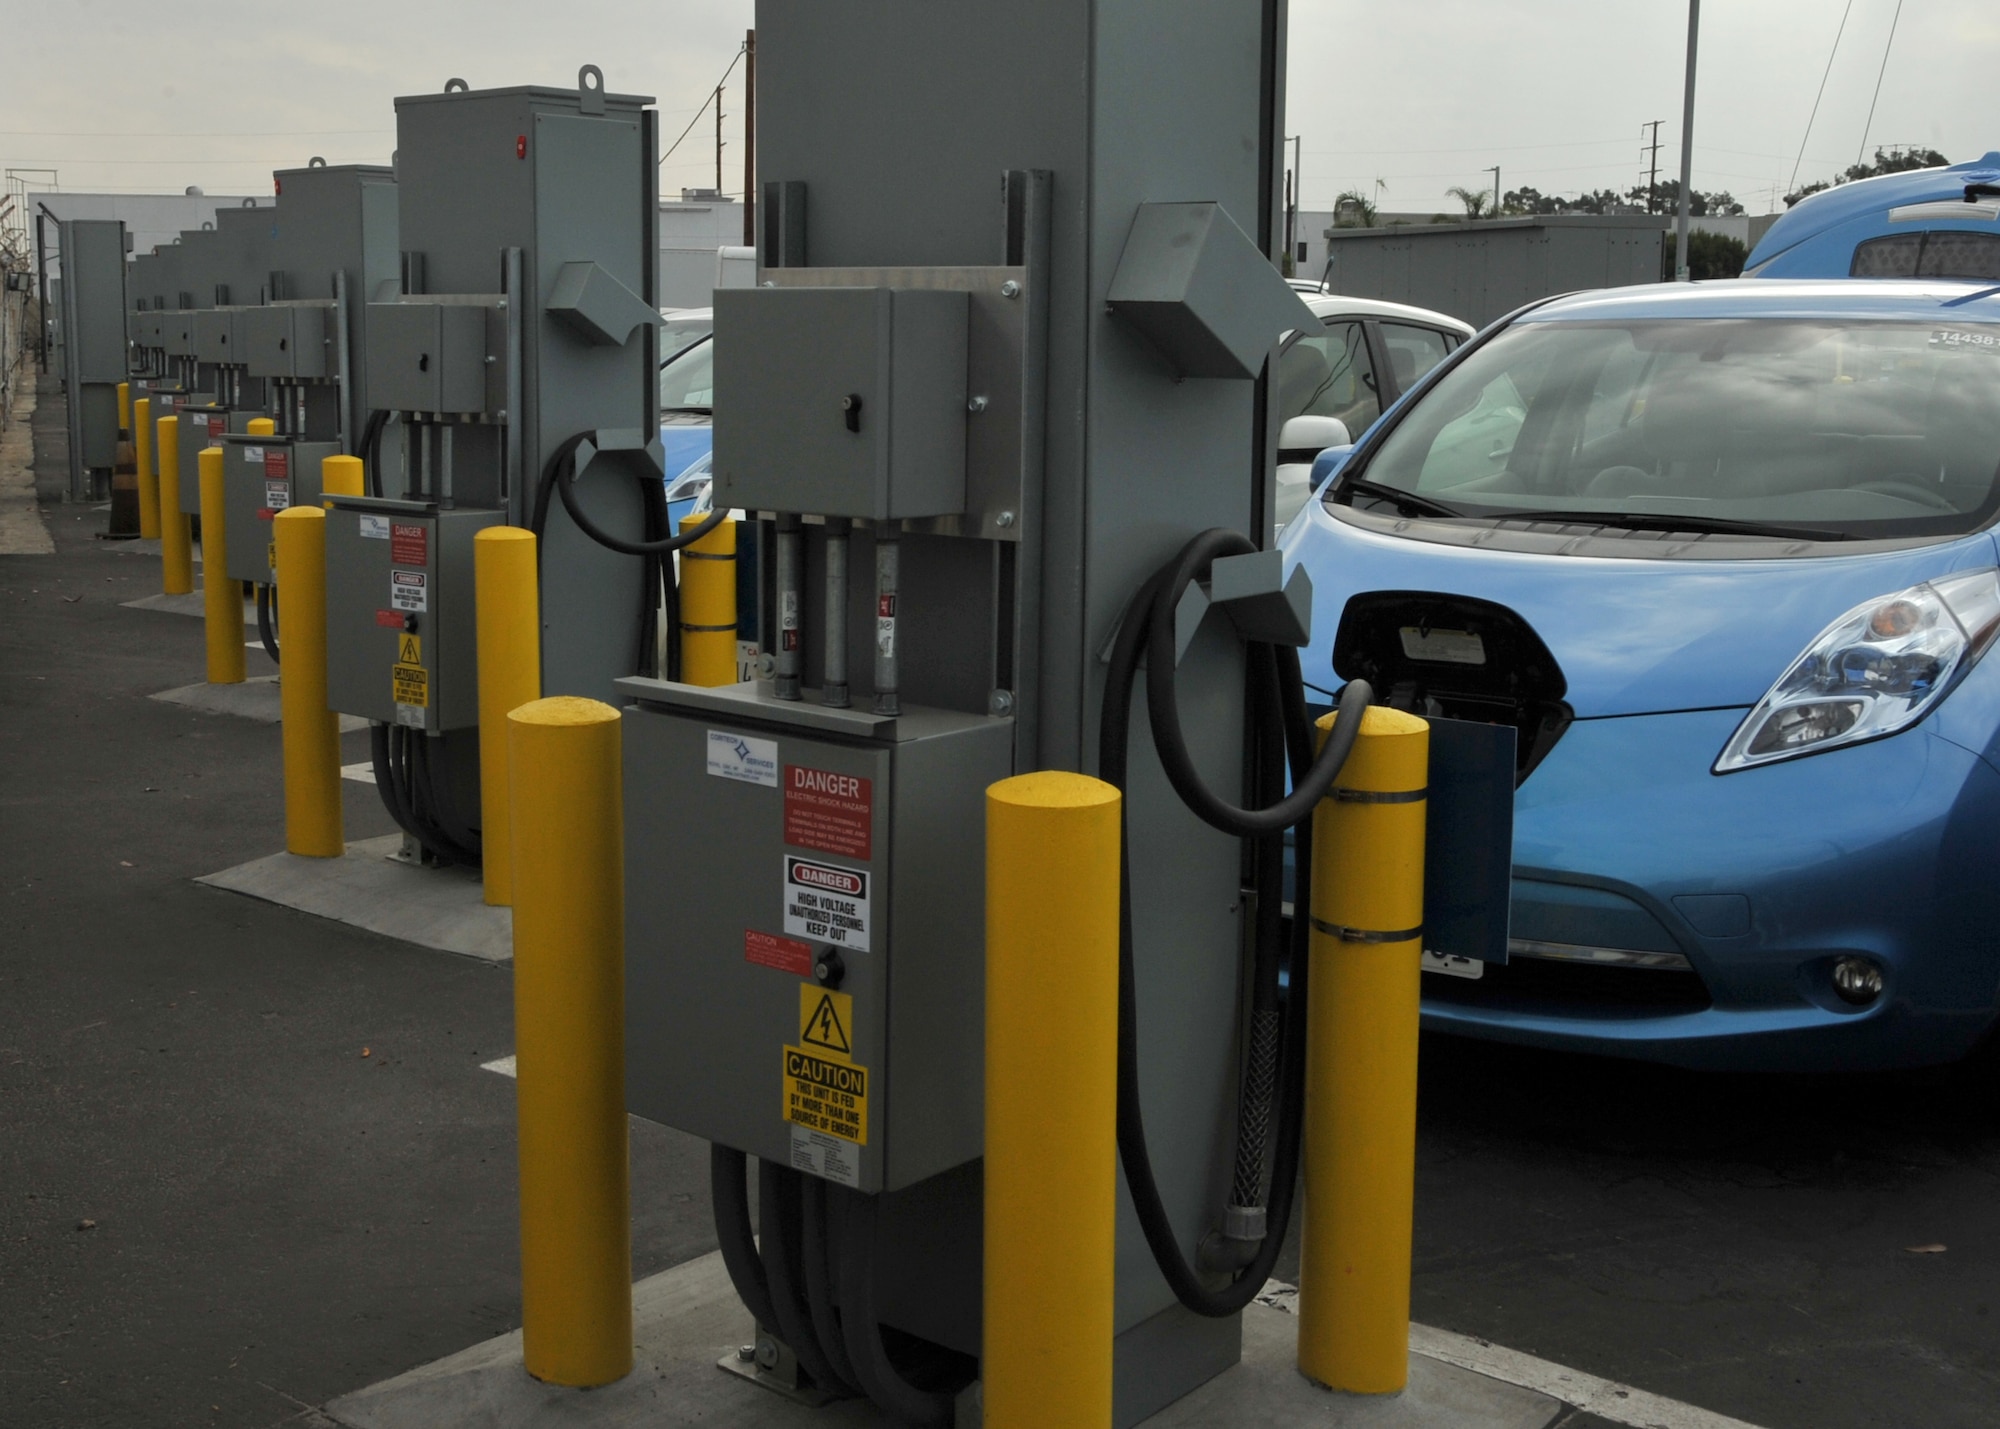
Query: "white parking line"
1257 1282 1765 1429
341 761 376 785
481 1055 516 1078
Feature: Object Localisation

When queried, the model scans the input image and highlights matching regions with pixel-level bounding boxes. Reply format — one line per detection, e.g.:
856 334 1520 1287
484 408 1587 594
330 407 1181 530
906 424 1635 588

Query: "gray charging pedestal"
321 69 662 862
620 4 1322 1423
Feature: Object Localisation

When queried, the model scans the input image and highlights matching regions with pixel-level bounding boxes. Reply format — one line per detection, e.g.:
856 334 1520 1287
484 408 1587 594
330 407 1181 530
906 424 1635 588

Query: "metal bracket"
1172 550 1312 664
546 261 658 347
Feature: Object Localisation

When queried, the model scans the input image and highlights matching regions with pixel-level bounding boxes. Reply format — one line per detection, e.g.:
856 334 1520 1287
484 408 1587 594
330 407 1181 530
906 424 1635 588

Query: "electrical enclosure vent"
711 286 969 520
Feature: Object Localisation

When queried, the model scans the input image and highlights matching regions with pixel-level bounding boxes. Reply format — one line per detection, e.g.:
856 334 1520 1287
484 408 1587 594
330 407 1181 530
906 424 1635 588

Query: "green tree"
1786 146 1949 207
1663 230 1748 280
1445 185 1492 220
1331 189 1378 228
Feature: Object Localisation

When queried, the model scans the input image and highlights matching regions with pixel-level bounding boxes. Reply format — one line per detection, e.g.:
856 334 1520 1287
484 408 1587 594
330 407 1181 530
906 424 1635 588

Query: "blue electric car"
1281 279 2000 1071
1747 152 2000 280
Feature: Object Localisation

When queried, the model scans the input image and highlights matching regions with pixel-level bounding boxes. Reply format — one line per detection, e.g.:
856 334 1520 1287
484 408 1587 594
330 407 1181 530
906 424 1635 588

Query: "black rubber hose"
1098 529 1372 1318
255 583 280 665
359 409 390 498
555 453 728 556
412 732 482 865
709 1146 779 1334
1141 527 1368 835
757 1161 847 1393
799 1174 861 1393
832 1188 958 1427
369 723 425 848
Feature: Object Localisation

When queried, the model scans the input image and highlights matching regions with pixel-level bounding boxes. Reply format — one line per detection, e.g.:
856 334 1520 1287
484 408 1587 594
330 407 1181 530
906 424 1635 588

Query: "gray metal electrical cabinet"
57 219 130 492
191 308 239 365
363 301 490 413
713 286 969 519
240 304 330 380
220 434 339 585
323 497 500 732
173 404 254 516
620 680 1012 1195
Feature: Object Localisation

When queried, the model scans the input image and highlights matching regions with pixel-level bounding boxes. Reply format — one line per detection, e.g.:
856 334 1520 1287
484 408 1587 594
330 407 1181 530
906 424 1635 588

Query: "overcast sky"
3 1 1994 220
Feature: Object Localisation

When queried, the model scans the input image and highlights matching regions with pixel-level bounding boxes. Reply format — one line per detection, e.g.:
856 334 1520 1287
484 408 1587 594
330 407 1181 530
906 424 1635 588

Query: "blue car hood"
658 418 713 483
1283 506 2000 717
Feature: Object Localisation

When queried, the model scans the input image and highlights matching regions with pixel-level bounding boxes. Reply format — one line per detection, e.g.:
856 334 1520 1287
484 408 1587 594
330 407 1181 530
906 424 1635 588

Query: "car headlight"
1715 569 2000 773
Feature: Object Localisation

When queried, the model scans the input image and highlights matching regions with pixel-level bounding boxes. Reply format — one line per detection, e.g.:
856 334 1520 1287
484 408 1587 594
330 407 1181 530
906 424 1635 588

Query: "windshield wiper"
1336 475 1464 519
1480 509 1849 542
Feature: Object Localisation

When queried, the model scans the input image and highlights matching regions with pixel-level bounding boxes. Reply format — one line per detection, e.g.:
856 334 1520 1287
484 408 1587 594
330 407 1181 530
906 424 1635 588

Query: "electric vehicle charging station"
170 215 274 520
601 4 1485 1422
217 163 397 627
57 217 129 504
320 71 667 865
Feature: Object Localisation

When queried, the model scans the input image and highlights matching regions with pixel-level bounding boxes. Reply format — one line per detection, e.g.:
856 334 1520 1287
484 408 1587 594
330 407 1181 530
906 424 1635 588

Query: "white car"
1274 294 1475 538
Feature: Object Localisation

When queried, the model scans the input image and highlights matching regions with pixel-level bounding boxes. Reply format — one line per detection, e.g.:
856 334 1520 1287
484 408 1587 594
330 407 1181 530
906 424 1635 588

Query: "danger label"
783 1048 867 1146
263 449 289 479
392 663 429 708
264 480 290 511
784 765 873 860
783 856 871 952
390 570 427 612
207 415 226 439
391 522 428 567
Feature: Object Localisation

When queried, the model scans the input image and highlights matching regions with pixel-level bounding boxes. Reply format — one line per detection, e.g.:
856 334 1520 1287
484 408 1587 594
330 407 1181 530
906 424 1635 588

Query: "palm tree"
1332 189 1378 228
1445 185 1491 220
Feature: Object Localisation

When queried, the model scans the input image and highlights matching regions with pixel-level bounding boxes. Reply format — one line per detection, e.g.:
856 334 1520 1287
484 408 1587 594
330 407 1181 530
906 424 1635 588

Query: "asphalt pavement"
4 377 1996 1428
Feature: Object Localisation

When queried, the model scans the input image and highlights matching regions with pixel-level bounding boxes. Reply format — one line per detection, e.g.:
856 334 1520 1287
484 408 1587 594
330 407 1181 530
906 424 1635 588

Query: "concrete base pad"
199 834 510 962
322 1253 1558 1429
148 675 367 731
122 589 250 619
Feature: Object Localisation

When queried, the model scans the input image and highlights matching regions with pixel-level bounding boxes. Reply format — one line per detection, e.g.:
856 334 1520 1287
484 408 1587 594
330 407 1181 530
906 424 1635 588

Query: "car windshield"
659 334 714 412
1332 318 2000 541
662 313 713 357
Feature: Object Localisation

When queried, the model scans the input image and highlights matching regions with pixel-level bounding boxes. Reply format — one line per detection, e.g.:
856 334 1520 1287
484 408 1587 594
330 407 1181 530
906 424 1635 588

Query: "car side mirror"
1277 414 1351 462
1308 444 1355 491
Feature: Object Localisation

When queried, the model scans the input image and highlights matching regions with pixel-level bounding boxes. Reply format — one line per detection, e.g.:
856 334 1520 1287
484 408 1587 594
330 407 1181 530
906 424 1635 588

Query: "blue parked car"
1747 152 2000 279
1282 279 2000 1071
659 308 716 524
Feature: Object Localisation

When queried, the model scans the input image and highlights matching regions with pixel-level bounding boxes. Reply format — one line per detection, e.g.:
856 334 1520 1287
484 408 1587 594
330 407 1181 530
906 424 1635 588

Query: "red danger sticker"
745 929 814 976
263 449 289 479
784 765 872 860
390 522 428 566
375 609 405 628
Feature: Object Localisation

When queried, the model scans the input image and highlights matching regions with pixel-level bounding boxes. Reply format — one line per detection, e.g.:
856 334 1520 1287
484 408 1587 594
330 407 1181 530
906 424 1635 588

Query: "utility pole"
1490 165 1501 218
715 84 726 196
1642 119 1663 213
742 30 757 245
1676 0 1700 280
1284 134 1300 272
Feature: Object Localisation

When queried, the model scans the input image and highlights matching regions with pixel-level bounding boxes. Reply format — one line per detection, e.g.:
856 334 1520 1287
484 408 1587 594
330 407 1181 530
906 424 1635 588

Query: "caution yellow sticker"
397 632 422 664
391 662 429 708
784 984 867 1153
800 985 852 1055
783 1047 867 1145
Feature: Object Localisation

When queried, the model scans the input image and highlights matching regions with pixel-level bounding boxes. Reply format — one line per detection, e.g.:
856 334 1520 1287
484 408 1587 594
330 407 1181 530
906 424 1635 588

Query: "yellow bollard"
157 416 194 595
117 381 130 435
198 446 246 685
274 507 343 857
475 527 541 907
1297 705 1429 1394
321 453 365 504
677 513 737 686
983 771 1121 1429
247 416 275 437
509 696 631 1387
134 398 160 540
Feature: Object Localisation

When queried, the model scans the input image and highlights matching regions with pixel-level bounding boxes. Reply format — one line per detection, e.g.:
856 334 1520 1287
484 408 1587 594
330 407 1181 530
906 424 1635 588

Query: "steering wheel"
1854 477 1956 513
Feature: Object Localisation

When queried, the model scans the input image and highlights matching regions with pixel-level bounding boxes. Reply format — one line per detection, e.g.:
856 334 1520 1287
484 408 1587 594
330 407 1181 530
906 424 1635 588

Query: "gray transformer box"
240 304 330 380
713 286 969 519
363 301 490 414
620 680 1013 1195
219 435 340 585
323 498 501 732
57 219 129 480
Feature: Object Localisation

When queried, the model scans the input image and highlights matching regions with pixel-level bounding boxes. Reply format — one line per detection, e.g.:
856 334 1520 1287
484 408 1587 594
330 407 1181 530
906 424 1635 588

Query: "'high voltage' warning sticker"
784 984 867 1186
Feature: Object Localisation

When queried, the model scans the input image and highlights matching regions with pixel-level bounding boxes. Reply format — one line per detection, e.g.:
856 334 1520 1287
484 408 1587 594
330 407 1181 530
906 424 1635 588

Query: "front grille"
1424 950 1712 1018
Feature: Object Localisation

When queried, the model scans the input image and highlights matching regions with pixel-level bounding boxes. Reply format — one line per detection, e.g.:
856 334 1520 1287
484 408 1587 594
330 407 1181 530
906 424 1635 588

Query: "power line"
1788 0 1854 197
1857 0 1905 168
0 128 392 138
660 45 745 167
